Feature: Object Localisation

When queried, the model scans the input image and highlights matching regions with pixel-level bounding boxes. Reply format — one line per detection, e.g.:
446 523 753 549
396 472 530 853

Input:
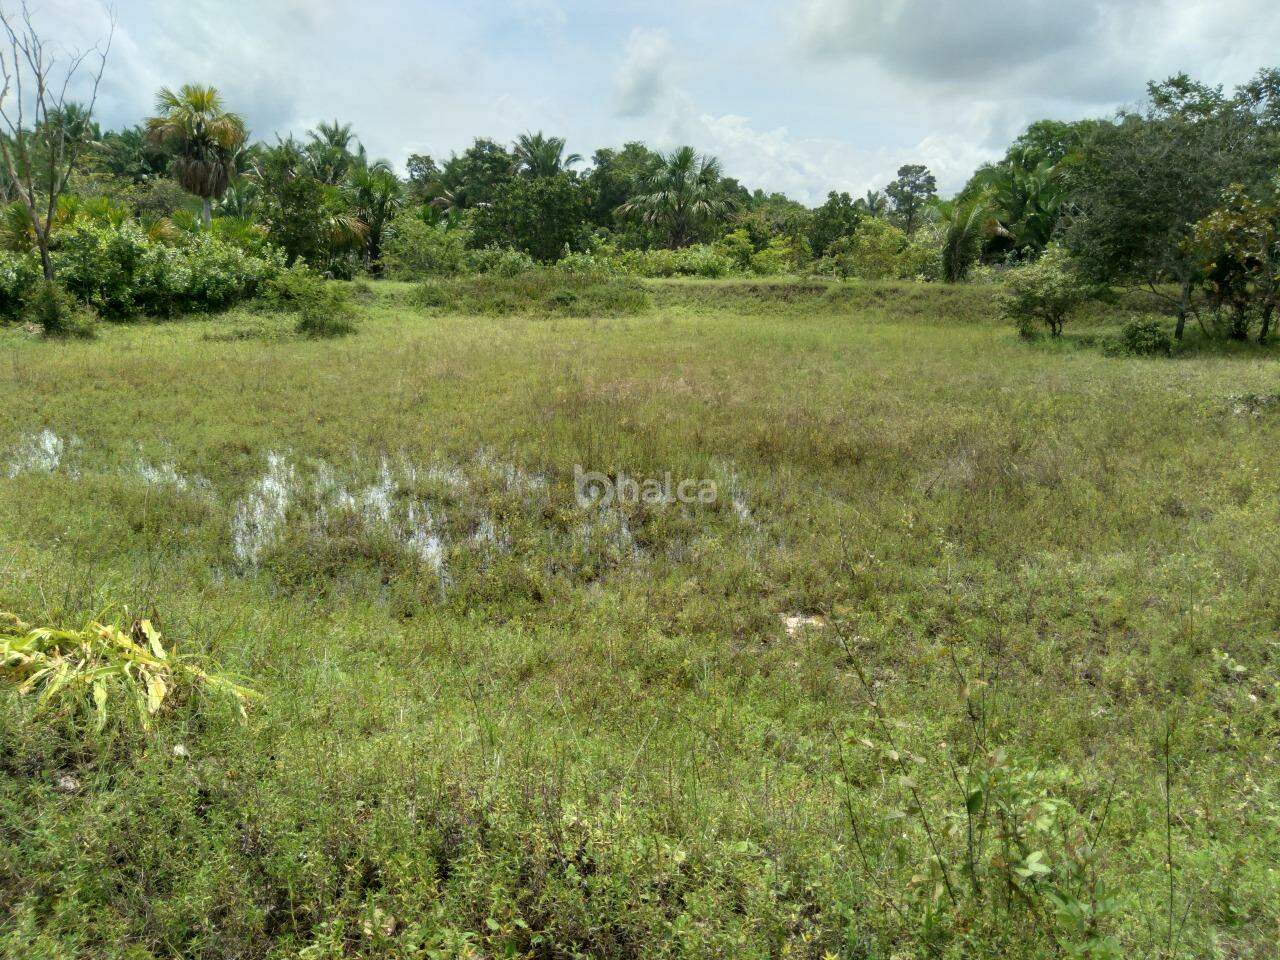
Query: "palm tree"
512 131 581 178
617 146 733 248
930 196 994 283
145 84 247 227
347 156 404 271
973 148 1065 257
856 190 887 218
307 120 358 184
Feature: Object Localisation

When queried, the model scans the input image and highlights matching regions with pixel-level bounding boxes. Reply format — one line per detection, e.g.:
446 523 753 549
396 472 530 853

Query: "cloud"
36 0 1280 205
794 0 1280 106
797 0 1093 84
614 28 675 117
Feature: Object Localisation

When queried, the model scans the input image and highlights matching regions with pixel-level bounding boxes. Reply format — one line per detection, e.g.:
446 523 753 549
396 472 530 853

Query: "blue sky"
46 0 1280 202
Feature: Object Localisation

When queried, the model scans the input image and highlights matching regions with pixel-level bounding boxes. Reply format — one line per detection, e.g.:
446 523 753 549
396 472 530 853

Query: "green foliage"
145 85 248 223
53 221 283 318
0 248 39 318
935 196 993 282
808 190 861 257
464 245 539 277
249 139 365 277
748 235 808 276
256 262 328 310
1104 315 1174 356
1188 184 1280 342
261 265 359 336
412 268 650 316
617 244 733 278
716 228 755 271
618 146 736 248
1001 244 1091 337
23 281 98 339
0 611 255 733
885 163 937 236
469 173 587 262
381 212 470 277
295 282 358 338
813 218 914 280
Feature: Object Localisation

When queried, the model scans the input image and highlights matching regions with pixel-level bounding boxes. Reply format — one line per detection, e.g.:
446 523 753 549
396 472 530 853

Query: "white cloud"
614 28 675 118
33 0 1280 205
794 0 1280 105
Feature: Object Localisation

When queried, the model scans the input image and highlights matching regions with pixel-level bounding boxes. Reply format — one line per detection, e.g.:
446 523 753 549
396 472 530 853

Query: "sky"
38 0 1280 204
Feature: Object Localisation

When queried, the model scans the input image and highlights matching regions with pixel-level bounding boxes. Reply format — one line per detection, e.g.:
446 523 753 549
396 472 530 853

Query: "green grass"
1 279 1278 958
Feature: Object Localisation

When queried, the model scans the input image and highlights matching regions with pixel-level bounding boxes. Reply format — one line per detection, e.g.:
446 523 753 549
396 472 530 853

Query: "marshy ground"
1 279 1278 958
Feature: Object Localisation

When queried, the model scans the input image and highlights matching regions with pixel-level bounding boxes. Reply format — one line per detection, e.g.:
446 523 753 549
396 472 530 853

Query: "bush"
464 246 538 277
295 283 358 338
0 249 39 319
1105 315 1174 356
1000 244 1090 338
256 262 328 310
749 236 808 276
24 281 97 339
53 221 283 319
381 213 470 278
810 220 915 281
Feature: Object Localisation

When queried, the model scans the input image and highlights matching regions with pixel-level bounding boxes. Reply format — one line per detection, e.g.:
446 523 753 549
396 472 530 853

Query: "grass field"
1 279 1278 958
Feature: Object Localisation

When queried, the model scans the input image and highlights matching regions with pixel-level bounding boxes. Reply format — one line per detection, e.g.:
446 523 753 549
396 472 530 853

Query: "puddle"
6 429 76 478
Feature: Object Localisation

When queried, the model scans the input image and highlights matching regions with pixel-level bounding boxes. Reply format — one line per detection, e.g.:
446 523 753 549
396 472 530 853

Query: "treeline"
3 62 1280 343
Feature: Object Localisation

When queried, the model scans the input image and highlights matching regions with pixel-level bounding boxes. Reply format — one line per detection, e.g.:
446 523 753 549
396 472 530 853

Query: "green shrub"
464 246 538 277
23 281 97 339
717 229 755 272
749 236 808 276
1105 315 1174 356
53 221 283 319
0 249 39 319
256 262 328 310
809 220 919 281
382 213 470 277
1000 244 1090 338
296 284 358 338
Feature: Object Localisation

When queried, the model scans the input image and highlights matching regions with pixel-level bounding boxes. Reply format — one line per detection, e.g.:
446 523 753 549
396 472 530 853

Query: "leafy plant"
1105 315 1174 356
23 281 97 339
0 611 256 731
296 283 358 338
1188 184 1280 342
1001 244 1090 338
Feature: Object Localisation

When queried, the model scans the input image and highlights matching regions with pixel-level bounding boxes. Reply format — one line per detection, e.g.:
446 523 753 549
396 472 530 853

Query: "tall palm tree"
306 120 358 184
145 85 247 227
347 156 404 271
512 131 581 178
930 196 994 283
617 146 733 248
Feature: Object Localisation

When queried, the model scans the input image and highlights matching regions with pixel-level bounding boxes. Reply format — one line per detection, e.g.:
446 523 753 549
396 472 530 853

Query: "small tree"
1189 184 1280 342
0 3 112 281
1000 244 1089 338
470 172 587 262
808 190 861 257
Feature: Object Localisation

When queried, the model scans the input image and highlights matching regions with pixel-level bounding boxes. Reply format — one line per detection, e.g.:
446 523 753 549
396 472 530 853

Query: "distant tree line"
1 2 1278 344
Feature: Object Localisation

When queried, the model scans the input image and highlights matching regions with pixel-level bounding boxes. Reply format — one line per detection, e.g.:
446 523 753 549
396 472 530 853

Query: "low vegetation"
3 279 1278 957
